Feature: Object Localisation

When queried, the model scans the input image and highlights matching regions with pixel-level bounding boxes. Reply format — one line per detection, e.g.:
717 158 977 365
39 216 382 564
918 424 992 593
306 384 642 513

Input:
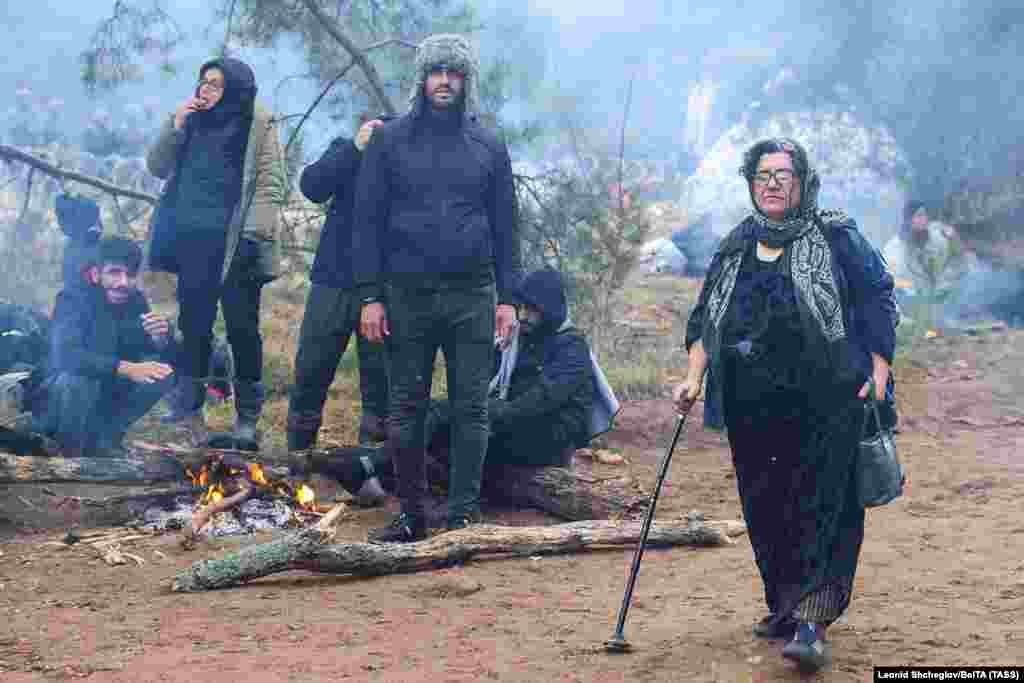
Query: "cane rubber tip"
604 637 631 653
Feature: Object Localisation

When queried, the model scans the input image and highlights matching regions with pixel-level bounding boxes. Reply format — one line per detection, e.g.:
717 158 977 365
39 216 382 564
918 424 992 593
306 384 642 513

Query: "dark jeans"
176 233 264 386
35 371 174 453
388 282 495 521
288 283 390 434
427 400 575 468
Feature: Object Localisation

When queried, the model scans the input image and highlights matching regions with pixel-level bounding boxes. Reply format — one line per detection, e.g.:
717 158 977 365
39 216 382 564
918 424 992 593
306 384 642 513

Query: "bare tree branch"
616 72 636 217
19 168 35 224
0 144 158 205
298 0 398 115
282 58 357 160
363 37 419 52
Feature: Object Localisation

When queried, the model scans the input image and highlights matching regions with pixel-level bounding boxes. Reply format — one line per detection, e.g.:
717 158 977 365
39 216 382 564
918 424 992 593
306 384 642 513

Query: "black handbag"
858 381 904 508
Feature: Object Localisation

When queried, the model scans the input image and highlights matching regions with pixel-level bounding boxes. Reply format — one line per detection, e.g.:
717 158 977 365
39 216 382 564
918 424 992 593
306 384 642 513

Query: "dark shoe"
357 413 388 446
233 381 264 444
445 512 482 532
287 427 317 453
782 622 832 673
368 512 427 544
753 614 798 639
183 412 209 448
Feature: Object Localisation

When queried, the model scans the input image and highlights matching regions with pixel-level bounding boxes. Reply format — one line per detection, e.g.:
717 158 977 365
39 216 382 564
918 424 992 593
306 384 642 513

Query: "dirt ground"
2 329 1024 682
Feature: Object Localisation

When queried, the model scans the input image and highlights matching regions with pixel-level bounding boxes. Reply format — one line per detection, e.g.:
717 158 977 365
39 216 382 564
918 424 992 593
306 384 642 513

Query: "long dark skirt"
724 378 866 628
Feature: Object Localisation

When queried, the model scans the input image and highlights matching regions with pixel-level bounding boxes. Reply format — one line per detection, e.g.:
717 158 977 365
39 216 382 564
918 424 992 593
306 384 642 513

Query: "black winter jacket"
491 269 594 451
351 112 522 303
299 137 362 289
49 284 165 380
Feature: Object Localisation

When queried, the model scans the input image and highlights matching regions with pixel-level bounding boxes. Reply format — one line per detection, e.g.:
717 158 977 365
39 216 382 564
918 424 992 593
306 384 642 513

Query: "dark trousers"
176 234 264 386
36 372 173 453
288 283 390 434
388 283 495 521
427 400 575 468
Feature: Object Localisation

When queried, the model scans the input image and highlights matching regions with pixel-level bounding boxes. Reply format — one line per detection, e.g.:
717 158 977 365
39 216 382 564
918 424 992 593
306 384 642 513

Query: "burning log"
171 513 738 592
2 444 647 524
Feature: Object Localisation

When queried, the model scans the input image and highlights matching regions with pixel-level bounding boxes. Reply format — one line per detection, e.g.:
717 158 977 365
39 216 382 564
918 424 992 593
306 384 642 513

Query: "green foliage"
80 1 185 95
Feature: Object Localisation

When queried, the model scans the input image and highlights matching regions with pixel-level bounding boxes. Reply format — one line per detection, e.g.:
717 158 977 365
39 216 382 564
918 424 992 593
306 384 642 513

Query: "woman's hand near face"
174 97 204 130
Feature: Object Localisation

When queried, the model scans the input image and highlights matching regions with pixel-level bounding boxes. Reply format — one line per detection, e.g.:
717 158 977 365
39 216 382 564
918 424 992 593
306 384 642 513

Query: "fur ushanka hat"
407 33 481 118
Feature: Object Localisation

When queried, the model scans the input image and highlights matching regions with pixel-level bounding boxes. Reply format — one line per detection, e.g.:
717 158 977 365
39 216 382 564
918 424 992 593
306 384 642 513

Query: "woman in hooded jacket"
145 58 285 447
673 138 898 673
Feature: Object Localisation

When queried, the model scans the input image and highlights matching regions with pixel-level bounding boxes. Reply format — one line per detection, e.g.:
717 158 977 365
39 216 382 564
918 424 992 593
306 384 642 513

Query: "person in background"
674 138 897 673
145 57 285 449
882 200 965 308
54 193 102 286
286 112 391 457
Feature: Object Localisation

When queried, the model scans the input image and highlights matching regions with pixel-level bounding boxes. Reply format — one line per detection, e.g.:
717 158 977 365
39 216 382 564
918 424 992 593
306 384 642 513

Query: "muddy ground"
1 328 1023 682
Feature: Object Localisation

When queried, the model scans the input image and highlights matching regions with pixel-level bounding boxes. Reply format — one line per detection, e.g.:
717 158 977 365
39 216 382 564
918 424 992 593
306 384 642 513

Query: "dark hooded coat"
350 36 521 303
146 58 284 284
487 269 594 465
299 134 365 289
48 277 163 380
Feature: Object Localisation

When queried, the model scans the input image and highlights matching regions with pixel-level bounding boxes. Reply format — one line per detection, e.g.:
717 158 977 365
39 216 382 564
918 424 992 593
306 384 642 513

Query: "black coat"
491 269 594 460
351 112 522 303
49 284 163 380
299 137 362 289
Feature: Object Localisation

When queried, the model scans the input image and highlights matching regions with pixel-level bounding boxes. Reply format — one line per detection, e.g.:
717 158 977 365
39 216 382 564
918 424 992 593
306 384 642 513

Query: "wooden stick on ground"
180 484 254 549
170 516 737 593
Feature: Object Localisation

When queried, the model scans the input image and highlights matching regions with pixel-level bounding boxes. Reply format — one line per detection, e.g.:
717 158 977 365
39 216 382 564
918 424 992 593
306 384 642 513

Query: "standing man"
286 114 391 454
146 57 285 448
36 237 175 457
352 34 521 542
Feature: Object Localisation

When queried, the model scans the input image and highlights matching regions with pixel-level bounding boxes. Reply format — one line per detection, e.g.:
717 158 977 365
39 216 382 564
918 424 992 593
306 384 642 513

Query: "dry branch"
298 0 398 115
171 517 734 592
0 144 159 205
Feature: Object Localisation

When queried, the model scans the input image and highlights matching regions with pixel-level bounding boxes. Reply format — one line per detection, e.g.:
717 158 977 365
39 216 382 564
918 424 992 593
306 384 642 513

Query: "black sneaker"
782 622 832 673
753 614 798 639
367 512 427 544
445 513 482 532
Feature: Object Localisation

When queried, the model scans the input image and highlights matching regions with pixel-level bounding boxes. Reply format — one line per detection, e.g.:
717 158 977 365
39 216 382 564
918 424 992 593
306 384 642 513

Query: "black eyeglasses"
753 169 796 186
197 79 225 92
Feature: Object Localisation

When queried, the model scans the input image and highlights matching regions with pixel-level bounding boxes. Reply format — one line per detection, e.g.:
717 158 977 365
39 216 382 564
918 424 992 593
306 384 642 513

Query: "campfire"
141 453 327 546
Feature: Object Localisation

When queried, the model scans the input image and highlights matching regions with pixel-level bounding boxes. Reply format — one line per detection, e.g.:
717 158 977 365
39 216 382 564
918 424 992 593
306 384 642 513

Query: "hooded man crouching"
34 237 176 457
329 268 610 511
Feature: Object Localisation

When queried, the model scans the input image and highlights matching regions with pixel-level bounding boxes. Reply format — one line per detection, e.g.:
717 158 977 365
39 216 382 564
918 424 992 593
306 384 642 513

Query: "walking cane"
604 406 690 653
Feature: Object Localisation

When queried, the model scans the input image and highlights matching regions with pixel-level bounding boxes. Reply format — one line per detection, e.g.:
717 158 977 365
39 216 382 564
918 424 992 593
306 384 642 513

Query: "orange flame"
249 463 268 486
295 483 316 510
203 483 225 505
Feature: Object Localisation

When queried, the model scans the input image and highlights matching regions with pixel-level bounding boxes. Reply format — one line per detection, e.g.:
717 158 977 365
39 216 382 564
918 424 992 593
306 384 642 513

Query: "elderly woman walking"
146 57 284 447
674 138 897 673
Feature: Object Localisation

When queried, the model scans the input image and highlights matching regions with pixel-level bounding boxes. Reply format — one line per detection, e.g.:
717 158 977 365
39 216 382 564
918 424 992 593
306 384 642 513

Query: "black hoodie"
173 58 257 233
491 269 594 452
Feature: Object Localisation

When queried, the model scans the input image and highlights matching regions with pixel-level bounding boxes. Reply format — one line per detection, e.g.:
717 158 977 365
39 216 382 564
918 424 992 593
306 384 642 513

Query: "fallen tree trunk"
330 445 648 522
0 452 186 484
482 462 645 520
172 516 738 592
